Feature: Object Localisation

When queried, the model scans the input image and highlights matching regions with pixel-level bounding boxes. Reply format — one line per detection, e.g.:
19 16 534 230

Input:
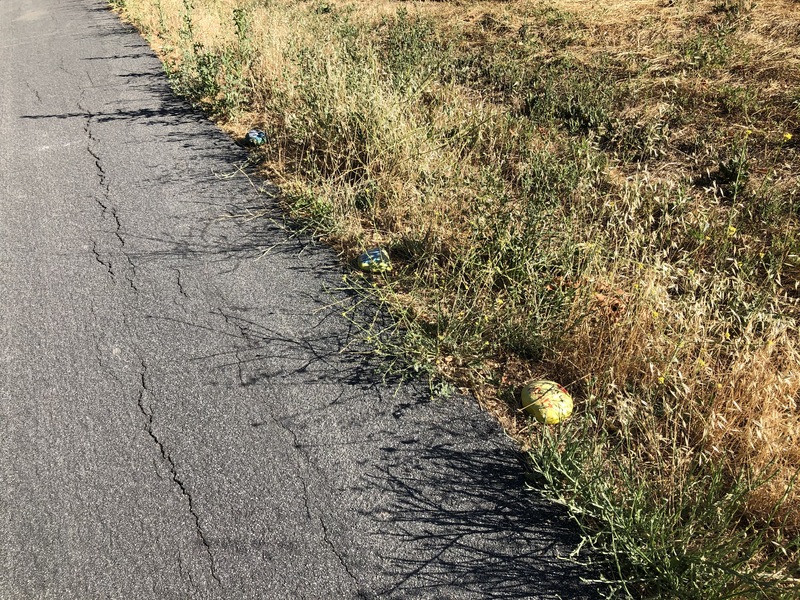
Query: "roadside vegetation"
111 0 800 596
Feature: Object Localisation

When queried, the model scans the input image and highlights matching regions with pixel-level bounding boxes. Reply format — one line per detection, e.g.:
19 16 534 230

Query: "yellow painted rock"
521 380 573 424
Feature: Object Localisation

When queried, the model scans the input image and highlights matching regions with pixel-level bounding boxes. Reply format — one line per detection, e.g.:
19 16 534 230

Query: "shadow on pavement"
369 423 602 599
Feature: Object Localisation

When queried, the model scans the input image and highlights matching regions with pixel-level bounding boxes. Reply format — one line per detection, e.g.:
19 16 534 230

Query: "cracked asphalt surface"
0 0 602 598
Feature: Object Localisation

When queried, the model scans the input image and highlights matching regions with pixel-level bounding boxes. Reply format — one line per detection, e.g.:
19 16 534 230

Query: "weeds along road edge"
110 0 800 597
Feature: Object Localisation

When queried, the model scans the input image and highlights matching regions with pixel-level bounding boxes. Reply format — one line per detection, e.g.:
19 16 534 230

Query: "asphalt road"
0 0 602 598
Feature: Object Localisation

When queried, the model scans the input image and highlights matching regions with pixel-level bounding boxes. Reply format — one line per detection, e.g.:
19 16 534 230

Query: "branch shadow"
366 424 605 599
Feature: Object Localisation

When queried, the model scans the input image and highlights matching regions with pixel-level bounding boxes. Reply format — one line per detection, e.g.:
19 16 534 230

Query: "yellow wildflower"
785 132 793 141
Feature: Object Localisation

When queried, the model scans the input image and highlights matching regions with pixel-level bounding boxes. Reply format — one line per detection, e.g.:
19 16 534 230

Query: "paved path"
0 0 600 597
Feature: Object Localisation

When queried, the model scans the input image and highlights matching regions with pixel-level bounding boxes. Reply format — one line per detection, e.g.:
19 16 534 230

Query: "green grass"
530 411 800 599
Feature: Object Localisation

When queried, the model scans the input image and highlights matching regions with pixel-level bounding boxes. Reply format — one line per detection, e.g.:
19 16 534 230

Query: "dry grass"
113 0 800 594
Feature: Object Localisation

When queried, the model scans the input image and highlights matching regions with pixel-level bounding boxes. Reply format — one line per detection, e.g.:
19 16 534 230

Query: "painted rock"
245 129 267 146
357 248 392 273
521 380 573 424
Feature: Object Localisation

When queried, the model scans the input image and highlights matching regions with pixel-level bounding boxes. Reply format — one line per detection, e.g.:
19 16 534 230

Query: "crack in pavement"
80 98 139 291
270 416 303 452
111 207 124 246
171 267 190 309
25 81 43 104
57 55 77 80
90 239 115 281
81 103 111 212
122 251 138 292
174 267 189 298
136 361 222 588
110 207 138 291
319 513 359 588
270 416 359 590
